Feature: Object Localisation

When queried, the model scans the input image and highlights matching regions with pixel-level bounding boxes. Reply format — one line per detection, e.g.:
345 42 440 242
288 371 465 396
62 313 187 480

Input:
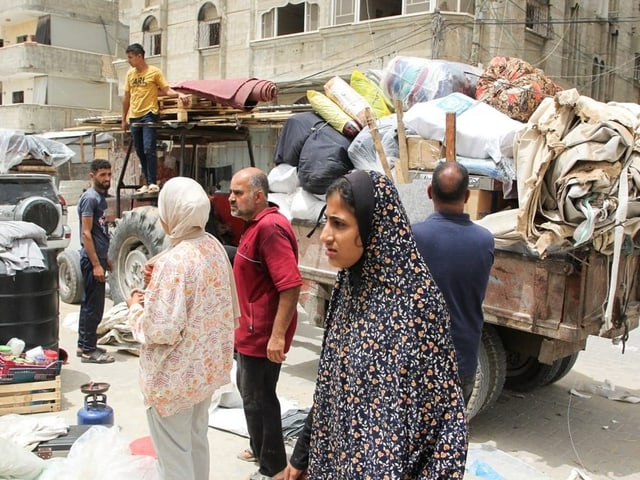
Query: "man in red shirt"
229 167 302 480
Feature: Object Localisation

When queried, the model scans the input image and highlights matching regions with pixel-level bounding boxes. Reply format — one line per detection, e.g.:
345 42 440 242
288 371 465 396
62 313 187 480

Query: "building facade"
0 0 128 133
116 0 640 104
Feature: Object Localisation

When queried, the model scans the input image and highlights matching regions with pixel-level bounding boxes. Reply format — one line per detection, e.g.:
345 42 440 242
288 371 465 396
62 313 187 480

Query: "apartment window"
634 53 640 84
407 0 431 14
261 2 319 38
525 0 550 38
12 91 24 104
199 2 221 48
143 16 162 56
0 39 4 48
16 34 29 43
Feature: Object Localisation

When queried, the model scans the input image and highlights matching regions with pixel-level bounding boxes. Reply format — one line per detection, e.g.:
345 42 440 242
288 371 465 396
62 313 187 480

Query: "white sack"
268 164 299 194
404 93 525 162
290 188 326 222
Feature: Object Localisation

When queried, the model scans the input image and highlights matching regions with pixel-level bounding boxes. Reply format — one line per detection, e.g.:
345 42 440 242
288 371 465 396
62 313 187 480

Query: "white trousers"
146 397 212 480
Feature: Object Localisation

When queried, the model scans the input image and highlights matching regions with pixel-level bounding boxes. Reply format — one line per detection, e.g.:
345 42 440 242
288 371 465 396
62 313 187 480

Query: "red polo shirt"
233 206 302 357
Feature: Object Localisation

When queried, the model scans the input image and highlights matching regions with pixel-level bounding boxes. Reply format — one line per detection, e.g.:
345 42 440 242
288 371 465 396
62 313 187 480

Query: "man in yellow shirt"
122 43 189 194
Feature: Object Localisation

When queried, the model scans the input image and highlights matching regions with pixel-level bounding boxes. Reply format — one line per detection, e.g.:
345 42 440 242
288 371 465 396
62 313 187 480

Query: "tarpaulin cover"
478 89 640 258
0 129 75 173
173 78 278 110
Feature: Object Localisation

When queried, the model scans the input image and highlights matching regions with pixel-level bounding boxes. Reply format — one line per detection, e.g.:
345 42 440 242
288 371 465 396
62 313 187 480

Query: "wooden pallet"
0 376 61 415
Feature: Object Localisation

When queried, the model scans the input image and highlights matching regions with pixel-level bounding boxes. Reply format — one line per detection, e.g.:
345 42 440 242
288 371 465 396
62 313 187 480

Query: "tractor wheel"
108 206 169 305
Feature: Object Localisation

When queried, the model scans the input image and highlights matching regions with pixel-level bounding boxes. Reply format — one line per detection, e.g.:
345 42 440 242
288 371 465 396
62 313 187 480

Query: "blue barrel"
0 248 59 351
77 393 114 425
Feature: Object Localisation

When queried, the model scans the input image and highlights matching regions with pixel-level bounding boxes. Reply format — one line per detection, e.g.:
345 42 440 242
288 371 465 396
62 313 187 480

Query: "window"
198 2 221 48
634 53 640 84
333 1 470 24
143 16 161 56
406 0 431 14
0 39 4 48
16 34 28 43
525 0 550 38
12 91 24 104
261 2 319 38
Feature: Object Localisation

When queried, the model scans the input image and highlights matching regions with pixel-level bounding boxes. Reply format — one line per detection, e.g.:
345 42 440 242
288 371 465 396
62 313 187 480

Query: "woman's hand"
126 288 145 308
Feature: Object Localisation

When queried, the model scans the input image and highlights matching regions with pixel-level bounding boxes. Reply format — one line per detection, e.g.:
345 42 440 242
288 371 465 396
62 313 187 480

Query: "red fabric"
233 207 302 357
173 78 278 110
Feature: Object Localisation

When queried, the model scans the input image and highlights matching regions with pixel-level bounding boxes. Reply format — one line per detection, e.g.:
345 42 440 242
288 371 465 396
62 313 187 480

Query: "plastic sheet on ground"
465 443 553 479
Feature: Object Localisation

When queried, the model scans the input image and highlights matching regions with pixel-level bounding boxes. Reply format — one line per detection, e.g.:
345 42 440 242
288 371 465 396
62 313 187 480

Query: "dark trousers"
460 373 475 405
77 256 107 353
130 112 158 185
236 353 287 477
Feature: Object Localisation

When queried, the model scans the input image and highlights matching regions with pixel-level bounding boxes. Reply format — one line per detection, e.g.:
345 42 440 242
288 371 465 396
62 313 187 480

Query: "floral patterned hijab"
308 170 468 479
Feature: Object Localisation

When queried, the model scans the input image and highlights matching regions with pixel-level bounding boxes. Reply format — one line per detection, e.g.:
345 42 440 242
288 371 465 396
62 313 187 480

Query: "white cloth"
157 177 210 245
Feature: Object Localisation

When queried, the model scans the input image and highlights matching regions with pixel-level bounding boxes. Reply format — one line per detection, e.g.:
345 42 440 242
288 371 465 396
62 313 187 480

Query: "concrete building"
0 0 128 133
115 0 640 104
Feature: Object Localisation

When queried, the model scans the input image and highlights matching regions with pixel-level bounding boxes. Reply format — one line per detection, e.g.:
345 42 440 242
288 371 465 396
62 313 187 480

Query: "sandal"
76 346 106 357
81 350 115 364
237 448 257 463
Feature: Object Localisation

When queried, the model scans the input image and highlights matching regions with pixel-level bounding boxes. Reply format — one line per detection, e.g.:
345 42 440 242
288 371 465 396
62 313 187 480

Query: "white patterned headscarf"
158 177 210 245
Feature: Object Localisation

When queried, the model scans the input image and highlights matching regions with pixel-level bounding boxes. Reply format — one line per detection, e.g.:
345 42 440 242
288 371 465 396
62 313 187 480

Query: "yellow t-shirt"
124 65 169 118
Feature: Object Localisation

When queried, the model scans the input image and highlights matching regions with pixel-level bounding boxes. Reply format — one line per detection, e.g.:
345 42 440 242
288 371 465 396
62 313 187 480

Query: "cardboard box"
407 136 445 170
465 190 494 220
0 376 61 415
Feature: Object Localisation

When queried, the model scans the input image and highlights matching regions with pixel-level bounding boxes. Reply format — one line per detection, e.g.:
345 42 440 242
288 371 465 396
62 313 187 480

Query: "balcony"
0 43 113 81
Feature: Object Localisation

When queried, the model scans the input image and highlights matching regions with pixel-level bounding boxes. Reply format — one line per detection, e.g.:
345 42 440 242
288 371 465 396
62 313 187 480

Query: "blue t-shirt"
78 187 109 259
412 211 494 377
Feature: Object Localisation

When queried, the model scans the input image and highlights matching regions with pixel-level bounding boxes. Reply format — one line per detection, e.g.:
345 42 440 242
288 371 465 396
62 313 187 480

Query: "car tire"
57 249 83 304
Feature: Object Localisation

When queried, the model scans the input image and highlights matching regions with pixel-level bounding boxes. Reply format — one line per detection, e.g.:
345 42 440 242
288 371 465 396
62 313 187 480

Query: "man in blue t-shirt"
412 162 494 402
77 159 115 363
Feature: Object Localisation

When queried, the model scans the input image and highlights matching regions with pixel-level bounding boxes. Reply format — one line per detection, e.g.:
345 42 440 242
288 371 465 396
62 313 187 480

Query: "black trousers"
77 256 107 353
236 352 287 477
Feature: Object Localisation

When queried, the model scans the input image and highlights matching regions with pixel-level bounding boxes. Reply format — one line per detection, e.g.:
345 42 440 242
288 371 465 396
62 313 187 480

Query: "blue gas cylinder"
77 393 114 425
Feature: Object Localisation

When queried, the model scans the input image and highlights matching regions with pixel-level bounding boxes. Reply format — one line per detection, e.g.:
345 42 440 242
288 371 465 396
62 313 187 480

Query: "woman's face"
320 192 364 269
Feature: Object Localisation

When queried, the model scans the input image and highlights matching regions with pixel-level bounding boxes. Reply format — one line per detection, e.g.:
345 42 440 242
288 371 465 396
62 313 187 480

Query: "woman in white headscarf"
127 177 239 480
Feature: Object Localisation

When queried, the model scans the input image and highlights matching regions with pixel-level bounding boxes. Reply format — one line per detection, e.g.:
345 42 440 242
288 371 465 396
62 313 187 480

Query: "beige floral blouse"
128 234 238 417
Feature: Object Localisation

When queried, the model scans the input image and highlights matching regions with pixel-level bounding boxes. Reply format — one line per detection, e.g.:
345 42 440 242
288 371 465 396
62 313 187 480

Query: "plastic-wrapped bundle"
350 70 392 119
382 56 481 109
404 92 524 162
348 115 399 173
324 76 371 127
307 90 360 138
476 56 561 122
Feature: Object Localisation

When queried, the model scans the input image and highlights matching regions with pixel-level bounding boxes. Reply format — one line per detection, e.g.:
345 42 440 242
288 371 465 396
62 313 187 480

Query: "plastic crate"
0 359 62 384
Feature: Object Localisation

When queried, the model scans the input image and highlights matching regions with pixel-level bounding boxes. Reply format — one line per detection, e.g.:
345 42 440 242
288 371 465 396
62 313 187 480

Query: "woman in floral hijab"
286 170 467 479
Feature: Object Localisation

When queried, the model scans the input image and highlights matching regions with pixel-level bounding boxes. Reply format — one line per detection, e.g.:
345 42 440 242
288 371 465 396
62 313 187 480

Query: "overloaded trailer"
60 101 640 420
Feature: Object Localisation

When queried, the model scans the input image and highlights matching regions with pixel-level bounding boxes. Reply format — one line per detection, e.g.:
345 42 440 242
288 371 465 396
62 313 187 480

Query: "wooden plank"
445 111 456 161
395 100 409 184
364 108 392 179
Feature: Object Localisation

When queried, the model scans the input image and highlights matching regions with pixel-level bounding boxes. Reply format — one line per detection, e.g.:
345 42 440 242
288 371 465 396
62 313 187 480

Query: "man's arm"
81 216 106 282
267 286 301 363
158 85 190 106
121 90 130 131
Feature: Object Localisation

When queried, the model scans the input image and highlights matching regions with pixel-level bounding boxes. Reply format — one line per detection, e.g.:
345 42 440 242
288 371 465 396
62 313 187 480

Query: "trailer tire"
504 352 562 392
544 353 579 385
108 206 169 305
58 249 83 304
478 324 507 413
465 324 506 419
